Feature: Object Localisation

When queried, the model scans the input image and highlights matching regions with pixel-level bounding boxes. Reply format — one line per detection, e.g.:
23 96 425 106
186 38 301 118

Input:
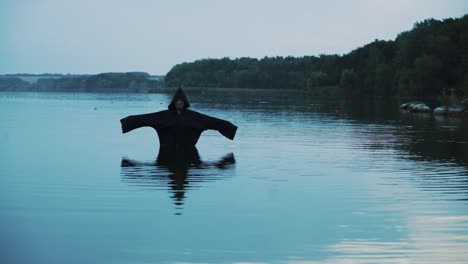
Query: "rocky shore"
400 99 468 117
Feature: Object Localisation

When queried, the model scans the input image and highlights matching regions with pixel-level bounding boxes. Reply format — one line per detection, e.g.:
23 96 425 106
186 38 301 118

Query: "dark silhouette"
120 88 237 148
121 147 236 214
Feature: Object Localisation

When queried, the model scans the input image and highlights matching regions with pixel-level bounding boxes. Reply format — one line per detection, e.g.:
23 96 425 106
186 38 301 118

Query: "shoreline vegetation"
165 15 468 99
0 72 164 93
1 15 467 115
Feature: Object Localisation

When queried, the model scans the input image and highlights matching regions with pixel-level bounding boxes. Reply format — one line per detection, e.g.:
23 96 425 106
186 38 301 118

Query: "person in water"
120 88 237 148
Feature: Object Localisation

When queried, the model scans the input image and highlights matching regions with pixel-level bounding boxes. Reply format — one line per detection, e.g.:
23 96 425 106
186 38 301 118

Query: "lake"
1 90 467 263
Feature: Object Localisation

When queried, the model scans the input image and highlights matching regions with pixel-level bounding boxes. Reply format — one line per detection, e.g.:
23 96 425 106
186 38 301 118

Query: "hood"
168 87 190 110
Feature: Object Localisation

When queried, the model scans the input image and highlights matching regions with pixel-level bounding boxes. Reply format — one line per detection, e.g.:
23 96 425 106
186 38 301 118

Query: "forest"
1 15 467 99
165 15 468 98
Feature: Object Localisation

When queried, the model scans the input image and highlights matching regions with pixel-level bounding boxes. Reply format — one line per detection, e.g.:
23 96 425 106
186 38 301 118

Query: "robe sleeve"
200 114 237 140
120 113 161 133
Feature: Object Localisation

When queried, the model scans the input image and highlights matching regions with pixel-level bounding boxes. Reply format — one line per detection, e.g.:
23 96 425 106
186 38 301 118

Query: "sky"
1 0 467 75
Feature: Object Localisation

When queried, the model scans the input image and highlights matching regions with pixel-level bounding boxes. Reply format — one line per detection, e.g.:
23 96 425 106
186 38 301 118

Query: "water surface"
0 91 467 263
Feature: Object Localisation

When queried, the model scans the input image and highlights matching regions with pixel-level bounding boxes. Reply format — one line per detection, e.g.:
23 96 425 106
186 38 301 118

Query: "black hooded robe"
120 88 237 148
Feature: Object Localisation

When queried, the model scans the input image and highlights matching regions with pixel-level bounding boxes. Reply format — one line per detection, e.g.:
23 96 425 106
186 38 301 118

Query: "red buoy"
335 108 340 115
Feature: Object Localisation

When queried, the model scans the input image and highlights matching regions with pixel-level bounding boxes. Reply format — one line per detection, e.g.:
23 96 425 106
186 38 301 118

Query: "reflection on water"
0 91 467 263
121 147 235 214
299 215 468 264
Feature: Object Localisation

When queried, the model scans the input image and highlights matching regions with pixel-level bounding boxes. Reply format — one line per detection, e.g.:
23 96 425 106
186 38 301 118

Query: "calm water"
1 91 467 264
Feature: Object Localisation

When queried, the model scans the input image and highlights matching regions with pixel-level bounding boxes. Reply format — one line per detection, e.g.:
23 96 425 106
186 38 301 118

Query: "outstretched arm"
120 112 161 133
200 114 237 140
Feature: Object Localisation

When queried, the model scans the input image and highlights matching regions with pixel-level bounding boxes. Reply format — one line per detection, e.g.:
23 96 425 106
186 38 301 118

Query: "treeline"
0 77 31 92
166 15 468 98
166 56 317 89
2 73 83 77
0 72 163 92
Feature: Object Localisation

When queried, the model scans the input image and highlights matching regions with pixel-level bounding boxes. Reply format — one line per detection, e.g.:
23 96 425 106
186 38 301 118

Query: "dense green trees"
166 56 314 89
165 15 468 98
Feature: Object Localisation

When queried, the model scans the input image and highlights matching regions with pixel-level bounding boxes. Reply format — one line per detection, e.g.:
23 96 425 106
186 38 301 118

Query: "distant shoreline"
0 72 164 93
2 15 467 100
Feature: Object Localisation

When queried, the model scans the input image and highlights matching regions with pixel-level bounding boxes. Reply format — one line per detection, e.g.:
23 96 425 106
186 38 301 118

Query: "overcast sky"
1 0 467 75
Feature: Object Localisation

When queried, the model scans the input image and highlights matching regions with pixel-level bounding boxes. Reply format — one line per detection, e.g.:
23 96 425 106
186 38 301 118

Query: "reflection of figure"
120 88 237 148
121 147 236 213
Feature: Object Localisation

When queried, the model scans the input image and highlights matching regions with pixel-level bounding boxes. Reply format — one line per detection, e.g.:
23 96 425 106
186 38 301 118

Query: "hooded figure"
120 88 237 148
